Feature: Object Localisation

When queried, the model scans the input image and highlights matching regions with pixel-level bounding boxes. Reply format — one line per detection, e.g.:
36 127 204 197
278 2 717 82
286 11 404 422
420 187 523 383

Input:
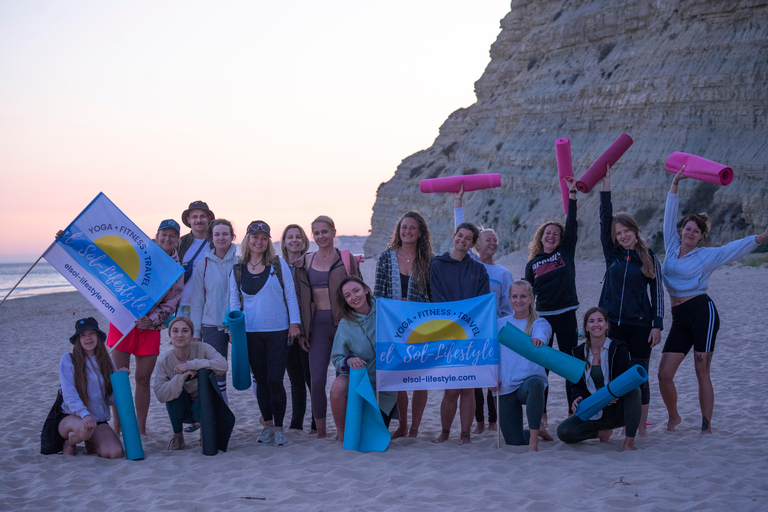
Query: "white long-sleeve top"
663 192 759 297
189 244 238 338
229 257 300 332
153 342 228 403
59 354 115 422
495 315 551 396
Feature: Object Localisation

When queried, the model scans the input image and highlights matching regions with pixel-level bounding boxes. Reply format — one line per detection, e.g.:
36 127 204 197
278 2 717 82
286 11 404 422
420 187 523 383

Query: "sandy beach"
1 253 767 511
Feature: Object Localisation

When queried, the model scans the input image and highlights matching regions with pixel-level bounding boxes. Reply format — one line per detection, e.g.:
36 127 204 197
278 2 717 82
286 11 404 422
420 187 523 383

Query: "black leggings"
556 388 641 443
541 310 579 415
247 330 289 428
474 388 497 423
609 322 652 405
286 341 315 430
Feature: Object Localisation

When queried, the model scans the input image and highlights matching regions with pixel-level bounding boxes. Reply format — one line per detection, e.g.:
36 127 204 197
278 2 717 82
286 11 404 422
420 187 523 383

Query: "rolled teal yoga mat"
110 371 144 460
575 364 648 420
497 322 586 384
197 369 236 455
343 368 390 453
227 311 251 391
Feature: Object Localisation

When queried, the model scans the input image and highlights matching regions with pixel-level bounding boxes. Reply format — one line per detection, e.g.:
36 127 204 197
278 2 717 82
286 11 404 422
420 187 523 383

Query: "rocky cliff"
365 0 768 260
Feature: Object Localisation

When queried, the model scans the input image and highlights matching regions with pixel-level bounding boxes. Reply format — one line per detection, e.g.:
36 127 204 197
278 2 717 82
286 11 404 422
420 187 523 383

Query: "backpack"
232 256 288 313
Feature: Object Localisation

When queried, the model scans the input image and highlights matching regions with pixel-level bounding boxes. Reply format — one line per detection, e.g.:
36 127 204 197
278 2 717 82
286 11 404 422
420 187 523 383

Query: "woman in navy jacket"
598 169 663 436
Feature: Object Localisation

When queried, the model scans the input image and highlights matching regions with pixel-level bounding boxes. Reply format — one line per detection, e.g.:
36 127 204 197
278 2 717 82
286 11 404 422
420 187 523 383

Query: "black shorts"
663 294 720 355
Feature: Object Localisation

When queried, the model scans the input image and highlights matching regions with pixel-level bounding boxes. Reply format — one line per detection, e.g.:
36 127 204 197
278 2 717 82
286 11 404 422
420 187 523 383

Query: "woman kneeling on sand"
58 317 124 458
153 317 228 450
330 276 398 442
495 281 553 451
557 308 640 451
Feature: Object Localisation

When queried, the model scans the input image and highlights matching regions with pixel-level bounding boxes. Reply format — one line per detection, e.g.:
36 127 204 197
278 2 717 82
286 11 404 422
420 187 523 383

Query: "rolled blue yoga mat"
575 364 648 420
343 368 390 453
110 371 144 460
227 310 251 391
497 322 586 384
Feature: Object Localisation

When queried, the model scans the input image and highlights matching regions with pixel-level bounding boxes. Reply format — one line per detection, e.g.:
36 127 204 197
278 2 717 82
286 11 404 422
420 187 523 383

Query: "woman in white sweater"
190 219 238 402
659 168 768 434
495 280 553 451
153 317 228 450
229 221 300 447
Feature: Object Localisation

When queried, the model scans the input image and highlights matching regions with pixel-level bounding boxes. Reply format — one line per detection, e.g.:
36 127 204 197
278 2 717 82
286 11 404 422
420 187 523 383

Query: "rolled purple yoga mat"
665 152 733 186
420 174 501 194
555 138 574 214
575 134 634 193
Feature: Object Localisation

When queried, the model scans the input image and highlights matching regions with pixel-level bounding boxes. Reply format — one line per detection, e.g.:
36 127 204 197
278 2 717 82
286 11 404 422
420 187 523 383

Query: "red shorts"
106 324 161 356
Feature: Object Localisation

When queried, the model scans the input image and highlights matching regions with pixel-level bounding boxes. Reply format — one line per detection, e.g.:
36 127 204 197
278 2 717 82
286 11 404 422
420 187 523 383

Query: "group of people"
53 166 768 458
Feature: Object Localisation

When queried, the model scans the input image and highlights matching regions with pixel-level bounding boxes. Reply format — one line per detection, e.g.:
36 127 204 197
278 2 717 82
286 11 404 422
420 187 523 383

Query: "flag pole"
0 243 55 308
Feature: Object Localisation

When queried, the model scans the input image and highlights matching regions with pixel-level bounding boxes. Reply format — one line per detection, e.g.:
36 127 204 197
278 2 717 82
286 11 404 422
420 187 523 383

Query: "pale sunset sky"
0 1 510 262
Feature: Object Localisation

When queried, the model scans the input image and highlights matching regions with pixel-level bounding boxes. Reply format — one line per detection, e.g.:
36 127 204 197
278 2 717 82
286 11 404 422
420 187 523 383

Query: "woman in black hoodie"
430 222 490 445
598 169 663 437
524 176 579 422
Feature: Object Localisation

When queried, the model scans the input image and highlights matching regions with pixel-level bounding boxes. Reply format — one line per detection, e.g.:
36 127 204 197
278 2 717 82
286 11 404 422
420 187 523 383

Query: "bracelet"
569 191 576 195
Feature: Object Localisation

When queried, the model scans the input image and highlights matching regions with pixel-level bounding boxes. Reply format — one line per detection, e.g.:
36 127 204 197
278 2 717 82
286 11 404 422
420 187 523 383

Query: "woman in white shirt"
229 221 300 447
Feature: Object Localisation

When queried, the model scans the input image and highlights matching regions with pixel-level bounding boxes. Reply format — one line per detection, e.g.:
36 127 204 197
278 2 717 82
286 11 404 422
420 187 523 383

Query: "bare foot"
699 429 712 435
637 428 650 438
309 429 317 435
623 437 636 451
408 427 419 438
597 429 613 442
488 422 497 432
538 428 553 441
62 440 76 456
667 415 682 432
540 413 548 428
459 432 471 445
472 422 485 434
432 430 450 444
316 433 327 439
391 425 408 439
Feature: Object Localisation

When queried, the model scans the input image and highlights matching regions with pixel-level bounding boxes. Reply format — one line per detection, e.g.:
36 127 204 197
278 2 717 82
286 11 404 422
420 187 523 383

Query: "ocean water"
0 261 74 300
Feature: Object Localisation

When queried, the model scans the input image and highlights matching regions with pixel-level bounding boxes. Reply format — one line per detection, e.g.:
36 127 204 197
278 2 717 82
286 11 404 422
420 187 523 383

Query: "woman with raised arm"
495 281 553 451
659 168 768 434
430 222 490 445
280 224 315 432
373 211 432 439
524 176 579 424
229 221 301 446
330 276 398 443
557 307 641 451
293 216 361 438
189 219 238 405
107 219 185 436
58 317 123 458
598 169 663 437
153 317 228 450
454 186 513 434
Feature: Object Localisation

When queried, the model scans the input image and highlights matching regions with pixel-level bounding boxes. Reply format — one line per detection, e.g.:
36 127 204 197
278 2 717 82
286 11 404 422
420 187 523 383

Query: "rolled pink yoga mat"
665 152 733 186
419 174 501 194
555 138 574 214
575 134 634 193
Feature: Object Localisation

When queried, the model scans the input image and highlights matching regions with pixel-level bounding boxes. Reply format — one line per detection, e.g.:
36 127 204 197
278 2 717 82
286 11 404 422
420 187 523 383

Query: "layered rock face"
365 0 768 259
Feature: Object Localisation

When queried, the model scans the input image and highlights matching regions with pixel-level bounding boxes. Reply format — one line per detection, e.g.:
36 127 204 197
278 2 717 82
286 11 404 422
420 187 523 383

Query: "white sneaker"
257 426 274 443
273 429 287 446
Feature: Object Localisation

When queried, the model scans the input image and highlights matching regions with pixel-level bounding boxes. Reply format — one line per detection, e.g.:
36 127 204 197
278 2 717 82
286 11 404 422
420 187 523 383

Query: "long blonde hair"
510 280 538 336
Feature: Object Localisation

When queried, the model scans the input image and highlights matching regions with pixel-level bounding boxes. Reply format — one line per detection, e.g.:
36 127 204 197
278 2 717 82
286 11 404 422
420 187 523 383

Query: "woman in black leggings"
524 176 579 423
598 169 663 436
